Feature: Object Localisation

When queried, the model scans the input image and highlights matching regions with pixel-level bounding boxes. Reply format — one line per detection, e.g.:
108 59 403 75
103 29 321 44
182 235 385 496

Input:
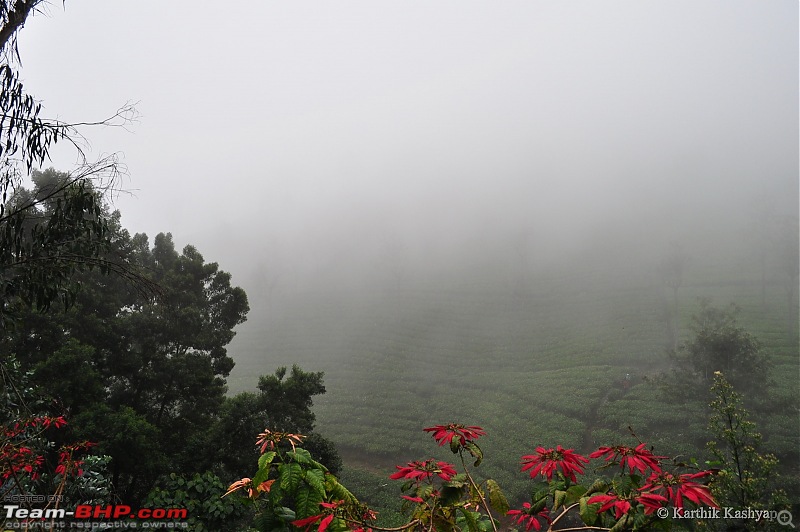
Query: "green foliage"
0 169 116 324
61 454 114 506
210 367 342 483
703 372 789 530
230 419 754 531
258 365 326 434
145 471 249 532
226 430 364 532
670 299 771 398
3 215 250 501
0 354 108 527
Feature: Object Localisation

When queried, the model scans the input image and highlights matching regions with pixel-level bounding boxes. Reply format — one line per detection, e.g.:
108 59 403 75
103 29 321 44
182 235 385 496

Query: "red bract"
639 470 718 509
521 445 589 482
389 459 456 483
423 424 486 448
636 492 669 515
39 416 67 429
589 443 664 475
292 500 344 532
1 445 43 481
507 503 550 531
255 428 305 453
588 493 633 519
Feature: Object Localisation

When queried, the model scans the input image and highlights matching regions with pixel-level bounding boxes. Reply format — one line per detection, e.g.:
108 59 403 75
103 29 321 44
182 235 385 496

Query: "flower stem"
459 450 498 532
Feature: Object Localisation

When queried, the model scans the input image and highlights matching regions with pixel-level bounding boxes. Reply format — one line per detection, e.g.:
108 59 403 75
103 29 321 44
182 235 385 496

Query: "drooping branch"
0 0 43 58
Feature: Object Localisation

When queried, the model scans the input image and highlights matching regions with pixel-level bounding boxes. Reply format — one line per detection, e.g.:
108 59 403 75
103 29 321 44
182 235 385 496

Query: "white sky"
15 1 799 289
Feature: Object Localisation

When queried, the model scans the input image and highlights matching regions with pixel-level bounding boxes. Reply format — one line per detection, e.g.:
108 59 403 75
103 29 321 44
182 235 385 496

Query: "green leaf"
304 468 326 497
464 441 483 466
565 484 587 505
457 508 480 532
258 451 277 469
275 506 296 521
579 496 599 526
288 448 313 464
610 513 630 531
325 475 358 504
440 484 465 506
252 465 271 488
295 485 324 520
554 489 567 509
443 479 467 489
585 478 608 496
450 437 461 454
486 479 509 515
279 462 303 492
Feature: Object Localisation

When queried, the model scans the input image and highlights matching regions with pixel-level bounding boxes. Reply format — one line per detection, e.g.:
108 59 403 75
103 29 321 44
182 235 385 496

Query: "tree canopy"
670 299 771 401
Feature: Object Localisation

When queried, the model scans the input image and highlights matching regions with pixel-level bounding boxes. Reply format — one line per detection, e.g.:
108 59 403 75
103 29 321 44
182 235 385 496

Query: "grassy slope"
227 259 798 504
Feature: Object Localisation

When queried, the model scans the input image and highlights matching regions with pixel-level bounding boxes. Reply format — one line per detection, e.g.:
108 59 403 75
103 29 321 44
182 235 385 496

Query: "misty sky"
16 1 799 292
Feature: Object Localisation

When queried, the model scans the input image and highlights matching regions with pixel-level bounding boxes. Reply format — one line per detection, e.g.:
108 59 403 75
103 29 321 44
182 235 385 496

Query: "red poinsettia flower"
389 459 456 483
507 503 550 531
639 470 717 509
521 445 589 483
255 428 305 453
292 500 345 532
589 443 665 475
423 424 486 449
636 492 669 515
588 493 633 519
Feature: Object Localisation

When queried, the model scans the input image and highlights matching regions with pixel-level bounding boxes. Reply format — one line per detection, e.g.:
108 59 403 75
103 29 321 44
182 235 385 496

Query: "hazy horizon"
15 1 798 307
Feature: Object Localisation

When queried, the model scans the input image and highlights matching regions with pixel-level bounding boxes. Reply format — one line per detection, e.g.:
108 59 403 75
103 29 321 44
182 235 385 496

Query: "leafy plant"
145 471 250 532
228 420 732 531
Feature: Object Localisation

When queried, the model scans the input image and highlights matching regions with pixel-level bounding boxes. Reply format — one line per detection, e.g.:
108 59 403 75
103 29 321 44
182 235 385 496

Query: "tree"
0 2 145 511
2 200 250 501
145 471 250 532
658 241 689 351
705 372 788 531
1 0 140 325
670 299 771 400
258 365 326 434
209 366 342 481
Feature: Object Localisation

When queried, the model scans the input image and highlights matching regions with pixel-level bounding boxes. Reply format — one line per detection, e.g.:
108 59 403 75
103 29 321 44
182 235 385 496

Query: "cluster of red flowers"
507 503 550 531
2 414 95 484
389 459 457 483
512 441 717 522
423 423 486 449
638 470 717 510
1 415 71 481
585 448 717 518
292 500 376 532
255 428 305 453
297 423 718 531
520 445 589 483
4 415 67 437
55 441 97 477
0 444 43 480
590 443 665 475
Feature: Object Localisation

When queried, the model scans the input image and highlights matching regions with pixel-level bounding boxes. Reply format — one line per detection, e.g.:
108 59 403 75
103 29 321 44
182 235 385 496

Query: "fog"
18 2 798 326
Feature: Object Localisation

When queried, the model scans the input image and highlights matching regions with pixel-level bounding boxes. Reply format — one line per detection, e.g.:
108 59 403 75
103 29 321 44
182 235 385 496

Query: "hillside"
227 252 798 503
